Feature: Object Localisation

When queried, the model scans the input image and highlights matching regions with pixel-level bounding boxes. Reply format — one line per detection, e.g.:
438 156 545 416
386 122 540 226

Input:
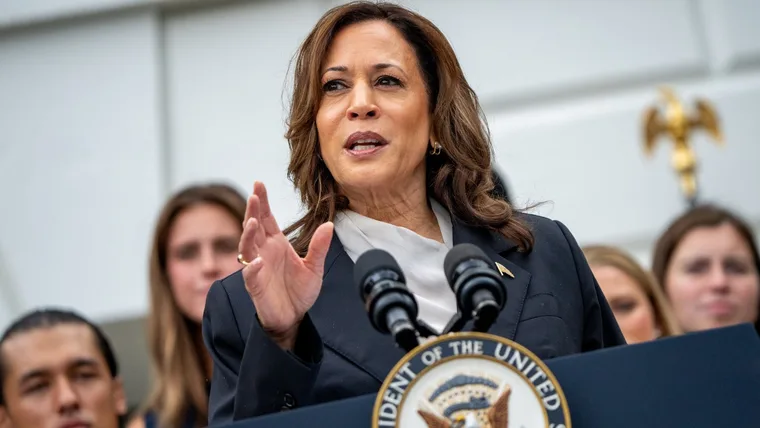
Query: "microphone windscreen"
354 248 405 288
444 243 492 282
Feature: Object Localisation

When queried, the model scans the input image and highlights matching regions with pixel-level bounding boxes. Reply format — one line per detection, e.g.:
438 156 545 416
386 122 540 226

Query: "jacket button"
283 393 296 408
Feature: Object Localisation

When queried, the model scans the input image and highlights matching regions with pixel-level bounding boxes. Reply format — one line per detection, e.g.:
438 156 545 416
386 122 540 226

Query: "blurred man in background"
0 309 126 428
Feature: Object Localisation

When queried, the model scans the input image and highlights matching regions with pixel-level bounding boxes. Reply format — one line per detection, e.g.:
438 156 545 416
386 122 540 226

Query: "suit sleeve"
202 280 324 425
554 221 627 350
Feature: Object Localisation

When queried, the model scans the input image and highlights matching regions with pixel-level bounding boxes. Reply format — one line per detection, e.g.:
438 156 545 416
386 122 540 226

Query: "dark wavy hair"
282 1 533 255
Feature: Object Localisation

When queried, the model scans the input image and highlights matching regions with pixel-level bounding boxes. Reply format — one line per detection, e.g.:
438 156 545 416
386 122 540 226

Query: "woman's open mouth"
344 131 389 157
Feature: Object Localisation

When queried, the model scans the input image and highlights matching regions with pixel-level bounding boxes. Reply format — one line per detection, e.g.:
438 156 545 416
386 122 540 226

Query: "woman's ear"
429 130 439 145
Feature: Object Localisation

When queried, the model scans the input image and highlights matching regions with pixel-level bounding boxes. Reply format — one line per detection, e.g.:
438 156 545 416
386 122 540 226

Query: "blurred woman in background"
584 245 681 344
128 183 246 428
652 204 760 334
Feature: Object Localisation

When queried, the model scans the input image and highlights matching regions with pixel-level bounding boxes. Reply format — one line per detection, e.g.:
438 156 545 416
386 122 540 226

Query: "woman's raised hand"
238 181 334 350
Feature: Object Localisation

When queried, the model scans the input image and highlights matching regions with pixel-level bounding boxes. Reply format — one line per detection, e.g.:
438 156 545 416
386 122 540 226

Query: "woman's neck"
343 181 443 243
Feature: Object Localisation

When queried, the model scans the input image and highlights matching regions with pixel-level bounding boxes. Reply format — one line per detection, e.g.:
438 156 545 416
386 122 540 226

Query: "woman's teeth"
351 140 381 151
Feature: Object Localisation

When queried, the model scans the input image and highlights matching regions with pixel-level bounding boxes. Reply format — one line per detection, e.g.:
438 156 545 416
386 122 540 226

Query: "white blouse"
333 199 458 334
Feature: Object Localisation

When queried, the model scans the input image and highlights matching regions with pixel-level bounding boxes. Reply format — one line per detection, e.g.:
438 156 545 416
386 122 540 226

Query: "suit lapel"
308 219 534 383
451 220 532 340
308 234 406 383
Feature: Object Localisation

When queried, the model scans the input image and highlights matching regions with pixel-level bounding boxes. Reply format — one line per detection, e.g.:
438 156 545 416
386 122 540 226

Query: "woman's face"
592 265 658 344
665 222 760 332
165 203 242 323
316 20 431 199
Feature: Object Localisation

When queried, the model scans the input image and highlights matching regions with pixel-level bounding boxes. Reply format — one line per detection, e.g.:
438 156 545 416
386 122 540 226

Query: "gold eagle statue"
642 87 724 203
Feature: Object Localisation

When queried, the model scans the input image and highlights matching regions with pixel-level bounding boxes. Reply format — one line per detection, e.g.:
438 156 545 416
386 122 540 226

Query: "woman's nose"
705 267 731 294
347 83 379 119
200 250 221 278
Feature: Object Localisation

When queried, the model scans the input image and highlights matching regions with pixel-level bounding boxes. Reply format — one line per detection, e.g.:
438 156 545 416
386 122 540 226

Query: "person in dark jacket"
202 2 625 425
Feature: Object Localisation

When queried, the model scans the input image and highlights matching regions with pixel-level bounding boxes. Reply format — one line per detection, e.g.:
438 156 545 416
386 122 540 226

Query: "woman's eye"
611 300 636 314
685 259 709 274
725 258 751 275
376 75 401 86
175 244 199 260
214 238 239 254
323 80 347 92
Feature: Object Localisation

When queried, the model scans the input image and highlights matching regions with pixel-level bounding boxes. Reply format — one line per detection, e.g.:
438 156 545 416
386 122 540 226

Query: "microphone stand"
412 307 498 349
416 314 467 339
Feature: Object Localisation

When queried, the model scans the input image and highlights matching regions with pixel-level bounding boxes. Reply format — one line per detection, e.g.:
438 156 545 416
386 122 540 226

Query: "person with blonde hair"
128 183 246 428
584 245 681 344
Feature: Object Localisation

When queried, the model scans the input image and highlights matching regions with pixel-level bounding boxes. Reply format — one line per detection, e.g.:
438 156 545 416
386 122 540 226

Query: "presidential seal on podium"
371 332 571 428
357 245 571 427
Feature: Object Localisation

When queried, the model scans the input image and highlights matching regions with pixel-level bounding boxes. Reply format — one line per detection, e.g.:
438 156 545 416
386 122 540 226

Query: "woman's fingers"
254 181 281 236
238 217 259 264
253 218 266 249
243 194 256 228
243 194 264 249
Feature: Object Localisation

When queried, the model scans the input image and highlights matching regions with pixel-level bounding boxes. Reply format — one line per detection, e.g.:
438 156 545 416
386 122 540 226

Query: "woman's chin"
339 170 396 192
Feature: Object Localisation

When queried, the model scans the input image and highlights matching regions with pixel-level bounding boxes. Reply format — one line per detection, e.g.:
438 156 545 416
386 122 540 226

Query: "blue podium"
220 324 760 427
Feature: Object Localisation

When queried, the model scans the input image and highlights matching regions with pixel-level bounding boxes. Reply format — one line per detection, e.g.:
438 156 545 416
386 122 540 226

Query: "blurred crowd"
0 173 757 428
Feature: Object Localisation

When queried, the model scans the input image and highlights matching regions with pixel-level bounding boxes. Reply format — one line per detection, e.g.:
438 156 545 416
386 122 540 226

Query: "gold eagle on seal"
416 374 511 428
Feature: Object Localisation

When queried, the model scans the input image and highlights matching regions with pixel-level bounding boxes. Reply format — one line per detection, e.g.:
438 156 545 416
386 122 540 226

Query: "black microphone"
444 244 507 333
355 249 420 352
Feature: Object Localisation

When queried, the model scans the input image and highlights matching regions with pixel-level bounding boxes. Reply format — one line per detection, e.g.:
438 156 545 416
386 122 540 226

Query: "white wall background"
1 0 759 405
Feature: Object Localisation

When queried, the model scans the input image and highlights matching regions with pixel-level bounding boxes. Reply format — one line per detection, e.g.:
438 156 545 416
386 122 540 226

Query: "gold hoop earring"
430 142 442 155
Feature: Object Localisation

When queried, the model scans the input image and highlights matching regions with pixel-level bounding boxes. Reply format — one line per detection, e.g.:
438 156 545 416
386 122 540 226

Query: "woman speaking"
203 2 625 424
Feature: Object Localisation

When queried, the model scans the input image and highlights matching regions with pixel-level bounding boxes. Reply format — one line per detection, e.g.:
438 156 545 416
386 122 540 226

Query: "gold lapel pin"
495 262 514 278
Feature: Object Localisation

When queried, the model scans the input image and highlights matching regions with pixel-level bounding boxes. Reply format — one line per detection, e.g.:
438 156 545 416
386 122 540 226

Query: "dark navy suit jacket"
202 213 626 426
